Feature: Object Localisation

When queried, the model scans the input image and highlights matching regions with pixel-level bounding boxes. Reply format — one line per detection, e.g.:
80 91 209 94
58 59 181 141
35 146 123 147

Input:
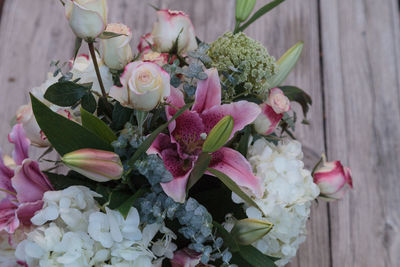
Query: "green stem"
233 21 241 34
88 42 107 99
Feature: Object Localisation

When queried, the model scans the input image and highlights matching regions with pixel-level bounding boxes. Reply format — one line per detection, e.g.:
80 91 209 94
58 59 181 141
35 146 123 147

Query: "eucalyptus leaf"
31 94 112 155
207 168 263 213
80 107 117 144
269 41 304 88
44 81 89 107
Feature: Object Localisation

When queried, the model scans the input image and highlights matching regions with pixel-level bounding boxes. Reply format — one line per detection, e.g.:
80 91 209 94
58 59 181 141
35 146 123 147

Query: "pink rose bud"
253 103 283 135
137 33 153 53
170 248 201 267
266 88 290 114
313 156 353 201
151 10 198 54
62 149 123 182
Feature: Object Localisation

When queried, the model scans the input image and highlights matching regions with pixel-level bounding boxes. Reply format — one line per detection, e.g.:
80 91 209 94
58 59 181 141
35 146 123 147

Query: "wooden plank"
245 1 330 267
320 0 400 266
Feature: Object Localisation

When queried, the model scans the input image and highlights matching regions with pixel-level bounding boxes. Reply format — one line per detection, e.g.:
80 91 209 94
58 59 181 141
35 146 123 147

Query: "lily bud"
313 155 353 201
235 0 256 23
202 115 234 153
231 218 273 245
65 0 108 41
62 149 123 182
102 23 133 70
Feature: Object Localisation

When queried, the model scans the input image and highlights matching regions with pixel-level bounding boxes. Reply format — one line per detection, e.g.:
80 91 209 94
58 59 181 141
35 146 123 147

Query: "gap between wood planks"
0 0 4 20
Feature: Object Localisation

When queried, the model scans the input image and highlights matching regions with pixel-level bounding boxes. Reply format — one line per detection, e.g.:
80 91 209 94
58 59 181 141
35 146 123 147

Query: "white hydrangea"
15 186 167 267
235 139 320 267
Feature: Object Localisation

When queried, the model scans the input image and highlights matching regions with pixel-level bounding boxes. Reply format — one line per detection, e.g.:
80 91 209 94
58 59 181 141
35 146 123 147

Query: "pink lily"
148 68 263 203
170 248 201 267
0 124 53 233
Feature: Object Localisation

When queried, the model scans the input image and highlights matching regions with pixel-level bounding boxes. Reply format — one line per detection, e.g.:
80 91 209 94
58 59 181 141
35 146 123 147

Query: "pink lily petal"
159 148 194 203
208 147 263 198
16 200 43 226
147 133 174 155
200 100 261 138
11 159 53 203
0 206 19 233
192 68 221 113
166 87 186 134
8 124 30 165
170 110 205 159
0 152 14 179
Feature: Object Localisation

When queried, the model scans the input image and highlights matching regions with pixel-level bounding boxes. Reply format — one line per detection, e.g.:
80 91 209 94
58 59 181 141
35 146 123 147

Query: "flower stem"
88 42 107 99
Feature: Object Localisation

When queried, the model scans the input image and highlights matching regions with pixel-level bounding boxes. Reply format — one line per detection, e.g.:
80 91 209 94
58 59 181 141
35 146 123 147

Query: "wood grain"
0 0 399 266
320 0 400 266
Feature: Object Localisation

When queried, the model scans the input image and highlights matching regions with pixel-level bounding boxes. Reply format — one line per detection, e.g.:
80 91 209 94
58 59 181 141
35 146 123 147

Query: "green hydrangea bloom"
207 32 277 99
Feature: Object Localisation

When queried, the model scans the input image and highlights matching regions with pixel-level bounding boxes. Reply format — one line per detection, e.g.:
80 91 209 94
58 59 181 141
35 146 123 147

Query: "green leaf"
279 85 312 117
73 37 83 60
99 31 127 39
202 115 234 153
237 0 285 32
269 42 304 88
238 126 251 156
31 94 112 155
44 81 89 107
81 93 97 113
111 102 133 131
207 168 263 213
45 171 98 191
213 221 240 252
115 188 147 218
80 107 117 143
238 245 277 267
127 103 191 168
186 152 212 191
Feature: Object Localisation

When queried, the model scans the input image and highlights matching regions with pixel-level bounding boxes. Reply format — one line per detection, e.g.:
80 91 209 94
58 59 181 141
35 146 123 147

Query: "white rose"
151 9 197 54
65 0 108 41
102 23 133 70
109 61 170 111
70 53 113 95
266 87 290 114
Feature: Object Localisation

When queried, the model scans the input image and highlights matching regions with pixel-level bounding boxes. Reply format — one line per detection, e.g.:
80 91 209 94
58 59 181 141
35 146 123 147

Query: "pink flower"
266 88 290 114
141 51 174 66
253 88 290 136
138 33 153 53
148 68 262 203
151 10 197 54
0 124 53 233
313 156 353 201
170 248 201 267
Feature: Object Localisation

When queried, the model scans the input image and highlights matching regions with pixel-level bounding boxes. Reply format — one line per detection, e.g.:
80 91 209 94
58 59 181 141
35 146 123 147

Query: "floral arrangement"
0 0 353 266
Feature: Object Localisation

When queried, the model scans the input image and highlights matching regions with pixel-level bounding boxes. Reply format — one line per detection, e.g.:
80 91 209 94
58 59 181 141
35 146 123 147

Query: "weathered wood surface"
0 0 398 266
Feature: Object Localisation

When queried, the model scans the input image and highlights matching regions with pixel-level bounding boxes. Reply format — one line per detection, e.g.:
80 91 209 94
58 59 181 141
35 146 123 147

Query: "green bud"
231 218 273 245
202 115 234 153
236 0 257 23
268 41 304 88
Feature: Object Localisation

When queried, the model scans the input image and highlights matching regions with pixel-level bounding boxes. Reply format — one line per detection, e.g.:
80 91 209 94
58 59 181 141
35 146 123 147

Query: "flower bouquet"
0 0 353 266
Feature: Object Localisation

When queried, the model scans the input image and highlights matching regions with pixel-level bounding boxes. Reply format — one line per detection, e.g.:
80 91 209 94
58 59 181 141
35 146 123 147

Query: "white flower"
234 139 319 266
70 54 113 96
102 23 133 70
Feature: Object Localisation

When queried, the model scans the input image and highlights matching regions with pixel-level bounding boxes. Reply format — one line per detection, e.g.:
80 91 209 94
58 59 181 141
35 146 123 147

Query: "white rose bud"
109 61 170 111
151 9 197 54
102 23 133 70
65 0 108 41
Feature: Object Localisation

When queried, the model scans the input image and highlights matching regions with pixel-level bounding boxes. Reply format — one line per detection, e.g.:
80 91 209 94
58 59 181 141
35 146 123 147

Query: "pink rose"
0 124 53 233
138 33 153 53
151 10 198 54
313 157 353 201
266 88 290 114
